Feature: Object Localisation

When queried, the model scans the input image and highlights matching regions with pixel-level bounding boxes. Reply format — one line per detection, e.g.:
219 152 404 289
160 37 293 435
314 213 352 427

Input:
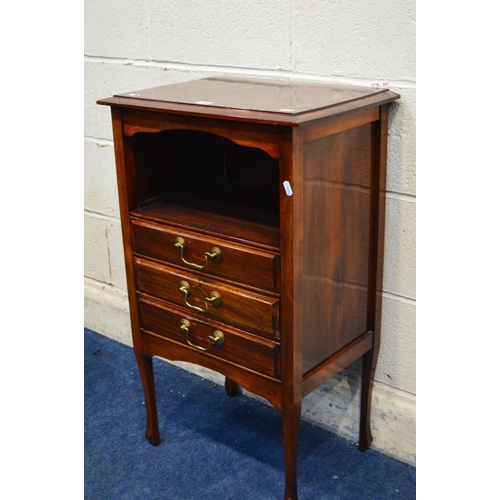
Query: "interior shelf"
131 177 280 251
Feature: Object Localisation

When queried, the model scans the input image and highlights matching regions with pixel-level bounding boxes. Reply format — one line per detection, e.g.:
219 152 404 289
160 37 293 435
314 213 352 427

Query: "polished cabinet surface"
98 76 399 500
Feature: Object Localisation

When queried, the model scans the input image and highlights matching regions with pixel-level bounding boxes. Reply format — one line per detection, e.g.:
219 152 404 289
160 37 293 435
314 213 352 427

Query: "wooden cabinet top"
97 76 399 125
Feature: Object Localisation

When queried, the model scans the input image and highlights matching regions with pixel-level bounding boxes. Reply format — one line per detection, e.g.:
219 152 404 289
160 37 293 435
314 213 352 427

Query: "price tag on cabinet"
283 181 293 196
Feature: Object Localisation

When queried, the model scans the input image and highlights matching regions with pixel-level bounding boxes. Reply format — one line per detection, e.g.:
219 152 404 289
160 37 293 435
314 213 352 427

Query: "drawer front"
137 294 281 379
131 219 280 292
135 257 280 340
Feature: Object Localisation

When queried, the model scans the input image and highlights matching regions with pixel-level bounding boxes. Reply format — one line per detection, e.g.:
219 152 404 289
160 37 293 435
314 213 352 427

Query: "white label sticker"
279 108 295 113
283 181 293 196
194 100 214 105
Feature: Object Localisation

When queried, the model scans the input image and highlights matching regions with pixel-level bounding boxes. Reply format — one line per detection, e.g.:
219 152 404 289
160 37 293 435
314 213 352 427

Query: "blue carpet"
85 328 415 499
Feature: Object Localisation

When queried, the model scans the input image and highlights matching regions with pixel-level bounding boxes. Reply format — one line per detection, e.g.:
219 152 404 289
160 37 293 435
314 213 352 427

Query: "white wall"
84 0 416 465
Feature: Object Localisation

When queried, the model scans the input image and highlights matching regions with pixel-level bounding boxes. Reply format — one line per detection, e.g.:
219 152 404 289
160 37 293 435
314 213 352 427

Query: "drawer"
137 294 281 379
131 219 280 292
135 257 280 340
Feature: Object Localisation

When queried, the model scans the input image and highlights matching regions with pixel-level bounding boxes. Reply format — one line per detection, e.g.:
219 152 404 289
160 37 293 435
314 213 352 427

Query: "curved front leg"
135 353 160 446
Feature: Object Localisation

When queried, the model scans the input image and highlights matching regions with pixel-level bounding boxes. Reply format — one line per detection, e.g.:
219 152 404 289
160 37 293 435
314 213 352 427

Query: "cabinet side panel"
302 124 372 374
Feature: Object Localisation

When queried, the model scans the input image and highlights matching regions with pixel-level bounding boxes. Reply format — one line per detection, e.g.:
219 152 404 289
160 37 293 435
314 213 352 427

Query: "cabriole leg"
359 348 376 451
135 353 160 446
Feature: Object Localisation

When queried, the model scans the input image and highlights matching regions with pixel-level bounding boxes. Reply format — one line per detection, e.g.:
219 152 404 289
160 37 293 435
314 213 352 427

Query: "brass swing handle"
179 319 225 352
174 236 222 270
179 280 221 313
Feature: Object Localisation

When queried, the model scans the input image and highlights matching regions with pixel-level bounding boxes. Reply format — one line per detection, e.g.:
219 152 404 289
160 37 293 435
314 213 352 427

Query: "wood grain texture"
110 108 161 445
116 76 387 115
132 198 280 251
121 108 280 158
140 329 283 410
278 127 305 500
303 106 380 143
137 294 281 378
131 219 280 292
359 105 390 452
135 257 280 339
98 77 400 126
301 331 373 397
98 76 400 499
301 124 373 374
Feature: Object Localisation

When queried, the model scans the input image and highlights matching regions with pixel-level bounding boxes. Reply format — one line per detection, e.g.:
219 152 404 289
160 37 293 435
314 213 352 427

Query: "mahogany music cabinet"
98 76 399 499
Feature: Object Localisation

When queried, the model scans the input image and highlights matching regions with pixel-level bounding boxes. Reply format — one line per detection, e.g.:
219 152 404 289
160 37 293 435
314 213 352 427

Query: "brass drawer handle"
174 236 222 270
179 319 225 352
179 280 221 313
